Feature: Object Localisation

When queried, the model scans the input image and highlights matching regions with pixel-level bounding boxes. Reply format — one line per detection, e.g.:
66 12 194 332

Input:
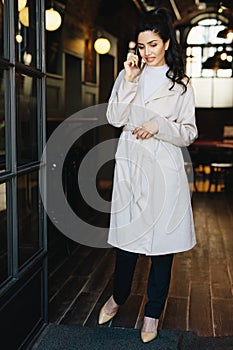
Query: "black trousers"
113 248 174 318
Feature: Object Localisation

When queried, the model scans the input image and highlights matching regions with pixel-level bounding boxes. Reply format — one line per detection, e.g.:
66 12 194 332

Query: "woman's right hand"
124 54 141 82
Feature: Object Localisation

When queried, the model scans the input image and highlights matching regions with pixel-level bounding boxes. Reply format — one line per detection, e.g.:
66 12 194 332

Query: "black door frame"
0 1 47 349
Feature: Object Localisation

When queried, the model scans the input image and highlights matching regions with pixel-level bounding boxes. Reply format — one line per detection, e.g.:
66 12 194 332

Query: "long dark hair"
136 7 189 93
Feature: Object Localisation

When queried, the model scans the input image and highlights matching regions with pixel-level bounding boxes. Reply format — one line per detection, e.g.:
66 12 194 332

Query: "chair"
208 162 233 192
223 125 233 141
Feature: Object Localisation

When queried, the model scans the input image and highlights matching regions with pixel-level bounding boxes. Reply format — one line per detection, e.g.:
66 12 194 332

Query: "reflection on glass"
46 33 63 75
16 0 36 67
0 69 6 172
16 73 38 166
18 171 40 267
0 182 9 284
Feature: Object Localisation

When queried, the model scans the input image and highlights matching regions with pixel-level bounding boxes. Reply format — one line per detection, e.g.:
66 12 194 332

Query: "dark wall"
96 0 142 70
196 108 233 140
63 0 142 78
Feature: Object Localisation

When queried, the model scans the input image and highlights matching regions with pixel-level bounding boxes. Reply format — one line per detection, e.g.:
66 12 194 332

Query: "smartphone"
135 47 144 69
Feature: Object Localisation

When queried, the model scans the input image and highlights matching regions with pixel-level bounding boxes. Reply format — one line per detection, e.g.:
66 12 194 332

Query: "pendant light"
19 6 29 27
45 1 62 31
94 37 111 55
217 27 233 41
19 0 62 31
18 0 27 11
217 18 233 42
202 50 232 70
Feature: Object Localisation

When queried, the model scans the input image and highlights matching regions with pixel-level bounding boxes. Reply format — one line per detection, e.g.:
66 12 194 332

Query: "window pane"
0 69 7 173
16 0 37 67
186 47 202 77
16 73 38 166
217 69 232 78
187 26 205 45
18 171 40 267
191 78 212 107
213 78 233 107
0 182 9 284
46 32 63 75
191 77 233 107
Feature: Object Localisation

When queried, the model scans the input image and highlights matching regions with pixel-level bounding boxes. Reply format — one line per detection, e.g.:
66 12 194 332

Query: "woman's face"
137 30 169 67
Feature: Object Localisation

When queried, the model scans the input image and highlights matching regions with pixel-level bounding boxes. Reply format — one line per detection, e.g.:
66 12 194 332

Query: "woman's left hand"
132 126 153 139
132 119 159 139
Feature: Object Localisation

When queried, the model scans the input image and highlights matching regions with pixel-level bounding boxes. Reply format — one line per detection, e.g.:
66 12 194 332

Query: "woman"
98 7 198 343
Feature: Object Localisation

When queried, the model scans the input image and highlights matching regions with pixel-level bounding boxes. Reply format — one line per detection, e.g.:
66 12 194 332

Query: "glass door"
0 1 47 349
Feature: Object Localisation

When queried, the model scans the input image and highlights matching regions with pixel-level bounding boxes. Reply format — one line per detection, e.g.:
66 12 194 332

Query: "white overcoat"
106 69 198 255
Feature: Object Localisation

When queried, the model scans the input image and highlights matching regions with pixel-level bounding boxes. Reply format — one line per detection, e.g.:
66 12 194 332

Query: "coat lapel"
134 70 184 107
144 79 183 103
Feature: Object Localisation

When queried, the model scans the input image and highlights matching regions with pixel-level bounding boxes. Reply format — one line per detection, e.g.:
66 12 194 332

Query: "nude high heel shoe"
98 297 119 325
140 316 158 343
141 330 158 343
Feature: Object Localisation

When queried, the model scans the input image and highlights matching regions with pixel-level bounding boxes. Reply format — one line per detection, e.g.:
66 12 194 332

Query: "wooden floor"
48 188 233 337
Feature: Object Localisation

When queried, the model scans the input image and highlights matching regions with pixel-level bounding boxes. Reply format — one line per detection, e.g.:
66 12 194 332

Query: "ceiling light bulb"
45 8 62 31
18 0 27 11
19 6 29 27
94 38 111 54
220 52 227 60
16 34 23 43
227 32 233 41
128 41 136 49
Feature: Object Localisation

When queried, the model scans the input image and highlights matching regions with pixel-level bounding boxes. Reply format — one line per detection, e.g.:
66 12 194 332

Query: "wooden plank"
216 195 233 246
189 282 213 336
210 262 232 299
83 249 115 294
215 194 233 287
190 193 210 284
60 292 100 326
207 196 233 299
49 276 88 323
48 244 92 299
212 298 233 336
169 255 191 298
72 247 110 277
161 296 189 330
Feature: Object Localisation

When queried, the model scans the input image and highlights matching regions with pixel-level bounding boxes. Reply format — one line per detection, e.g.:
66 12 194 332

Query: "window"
185 17 233 107
0 0 46 286
0 2 47 346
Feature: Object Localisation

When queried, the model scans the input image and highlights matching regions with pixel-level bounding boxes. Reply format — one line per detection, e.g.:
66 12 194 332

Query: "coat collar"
137 68 184 102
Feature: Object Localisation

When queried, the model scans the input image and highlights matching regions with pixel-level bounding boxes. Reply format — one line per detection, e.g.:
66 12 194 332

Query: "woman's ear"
165 39 170 51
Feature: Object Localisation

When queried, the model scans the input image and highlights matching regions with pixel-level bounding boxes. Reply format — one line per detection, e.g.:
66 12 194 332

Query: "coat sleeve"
152 83 198 147
106 70 139 127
